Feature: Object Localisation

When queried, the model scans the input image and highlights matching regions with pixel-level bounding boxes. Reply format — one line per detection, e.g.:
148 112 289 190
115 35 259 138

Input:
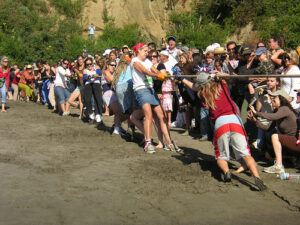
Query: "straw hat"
214 47 227 54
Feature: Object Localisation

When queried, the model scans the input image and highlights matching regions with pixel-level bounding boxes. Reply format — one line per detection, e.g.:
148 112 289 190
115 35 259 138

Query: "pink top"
0 67 10 89
162 79 173 94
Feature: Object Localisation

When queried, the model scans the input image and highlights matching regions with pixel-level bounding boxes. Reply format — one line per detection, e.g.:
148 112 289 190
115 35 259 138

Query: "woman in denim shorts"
130 43 177 153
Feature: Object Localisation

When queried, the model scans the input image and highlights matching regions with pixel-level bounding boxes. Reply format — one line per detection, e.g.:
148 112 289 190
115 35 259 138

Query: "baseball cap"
168 36 176 42
269 90 290 101
103 49 111 56
26 65 33 69
242 45 254 55
181 46 189 54
159 50 169 57
254 47 268 56
195 72 216 86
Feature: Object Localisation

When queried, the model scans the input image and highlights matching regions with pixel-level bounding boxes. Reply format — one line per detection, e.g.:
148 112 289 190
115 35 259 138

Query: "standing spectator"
157 50 175 125
121 45 130 54
0 57 10 112
89 23 95 39
226 41 239 74
11 64 21 101
278 50 300 111
166 36 182 65
269 36 284 68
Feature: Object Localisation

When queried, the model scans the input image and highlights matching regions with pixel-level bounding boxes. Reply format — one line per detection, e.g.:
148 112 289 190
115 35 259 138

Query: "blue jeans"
41 79 50 104
54 86 70 104
0 81 6 104
200 106 213 139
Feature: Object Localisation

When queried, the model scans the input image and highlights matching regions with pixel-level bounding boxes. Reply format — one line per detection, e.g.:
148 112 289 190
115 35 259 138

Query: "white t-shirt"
281 66 300 110
89 26 95 35
164 59 176 75
167 47 181 65
131 57 153 91
54 66 70 88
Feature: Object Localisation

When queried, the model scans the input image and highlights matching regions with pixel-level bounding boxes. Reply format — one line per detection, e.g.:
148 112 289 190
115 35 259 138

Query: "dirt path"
0 102 299 225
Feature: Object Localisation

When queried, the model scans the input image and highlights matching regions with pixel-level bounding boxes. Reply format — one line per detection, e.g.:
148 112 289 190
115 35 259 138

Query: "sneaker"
62 111 70 116
144 143 156 154
263 162 285 174
224 171 232 182
252 140 258 149
95 114 102 123
181 131 189 136
170 121 177 128
164 143 176 152
113 126 126 136
254 177 267 191
172 140 182 153
199 136 208 142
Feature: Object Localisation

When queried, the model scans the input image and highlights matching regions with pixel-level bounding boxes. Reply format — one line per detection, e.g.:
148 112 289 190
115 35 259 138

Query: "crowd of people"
1 35 300 191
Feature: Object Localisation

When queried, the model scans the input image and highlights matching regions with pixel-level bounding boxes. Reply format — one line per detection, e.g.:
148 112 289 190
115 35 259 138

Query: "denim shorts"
0 81 6 104
135 88 160 107
54 86 70 104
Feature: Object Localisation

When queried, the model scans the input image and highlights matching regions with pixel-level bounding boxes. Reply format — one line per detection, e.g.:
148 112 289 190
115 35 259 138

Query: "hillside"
82 0 192 41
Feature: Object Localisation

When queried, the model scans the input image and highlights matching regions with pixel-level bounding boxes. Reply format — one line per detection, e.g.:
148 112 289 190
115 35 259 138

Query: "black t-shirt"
153 63 166 94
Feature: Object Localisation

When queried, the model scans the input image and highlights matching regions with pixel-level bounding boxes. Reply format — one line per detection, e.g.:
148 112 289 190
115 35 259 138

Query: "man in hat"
166 36 182 65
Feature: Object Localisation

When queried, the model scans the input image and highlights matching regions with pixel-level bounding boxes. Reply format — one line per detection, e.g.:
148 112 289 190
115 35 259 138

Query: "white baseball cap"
103 49 111 56
159 50 169 57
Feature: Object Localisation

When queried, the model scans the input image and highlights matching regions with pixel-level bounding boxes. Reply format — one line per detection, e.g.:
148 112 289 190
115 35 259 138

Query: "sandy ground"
0 101 299 225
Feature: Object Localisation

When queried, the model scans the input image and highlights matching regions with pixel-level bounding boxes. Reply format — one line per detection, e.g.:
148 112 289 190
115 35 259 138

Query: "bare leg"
60 103 66 113
66 91 80 112
271 134 283 166
142 103 153 140
1 103 6 112
109 101 123 127
242 155 260 178
217 159 229 174
130 109 144 134
153 105 171 145
153 113 164 148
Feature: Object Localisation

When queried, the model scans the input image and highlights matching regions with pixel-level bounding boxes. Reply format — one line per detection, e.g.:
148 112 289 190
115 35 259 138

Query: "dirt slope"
83 0 192 42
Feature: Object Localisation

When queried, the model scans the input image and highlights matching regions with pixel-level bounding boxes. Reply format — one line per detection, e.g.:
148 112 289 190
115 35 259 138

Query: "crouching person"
177 71 267 191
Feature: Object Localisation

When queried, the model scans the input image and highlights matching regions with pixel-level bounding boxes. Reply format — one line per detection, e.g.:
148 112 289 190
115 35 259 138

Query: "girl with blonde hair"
176 72 267 190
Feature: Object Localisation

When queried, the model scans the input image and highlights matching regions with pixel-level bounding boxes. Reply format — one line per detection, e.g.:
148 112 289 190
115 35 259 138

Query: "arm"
133 62 157 77
256 107 289 121
271 49 284 66
103 70 113 83
181 78 201 92
256 120 275 131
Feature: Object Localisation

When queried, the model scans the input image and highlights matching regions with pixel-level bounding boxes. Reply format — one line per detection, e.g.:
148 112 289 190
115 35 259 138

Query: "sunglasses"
109 64 117 67
151 55 158 58
63 62 68 65
86 63 92 66
227 48 235 52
